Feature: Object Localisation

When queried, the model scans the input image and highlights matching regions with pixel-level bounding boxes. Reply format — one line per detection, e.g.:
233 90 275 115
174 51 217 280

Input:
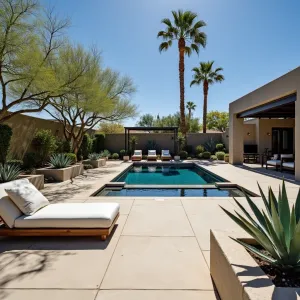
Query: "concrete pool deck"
0 160 299 299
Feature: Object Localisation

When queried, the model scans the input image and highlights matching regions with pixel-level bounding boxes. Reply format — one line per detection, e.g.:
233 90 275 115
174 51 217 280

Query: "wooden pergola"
124 126 179 154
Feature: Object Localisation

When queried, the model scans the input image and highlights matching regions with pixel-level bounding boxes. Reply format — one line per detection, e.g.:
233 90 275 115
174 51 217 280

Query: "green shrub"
65 153 77 164
79 134 93 159
197 153 203 159
0 124 12 164
49 153 72 169
187 157 192 160
56 139 71 153
216 143 224 151
204 138 220 153
179 151 188 160
100 149 110 158
0 163 21 183
142 154 147 160
202 151 211 159
195 145 204 154
221 181 300 272
84 164 93 170
92 133 105 153
23 152 38 169
112 153 119 160
32 129 57 166
119 149 127 159
215 151 225 160
7 159 23 169
210 155 217 160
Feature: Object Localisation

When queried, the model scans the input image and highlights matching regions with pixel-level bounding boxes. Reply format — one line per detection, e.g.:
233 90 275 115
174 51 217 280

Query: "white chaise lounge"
161 150 172 161
0 179 119 240
147 150 157 161
266 154 281 171
131 150 142 161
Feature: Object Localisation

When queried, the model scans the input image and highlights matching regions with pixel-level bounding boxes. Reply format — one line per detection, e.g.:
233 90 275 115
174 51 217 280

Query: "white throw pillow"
5 182 49 216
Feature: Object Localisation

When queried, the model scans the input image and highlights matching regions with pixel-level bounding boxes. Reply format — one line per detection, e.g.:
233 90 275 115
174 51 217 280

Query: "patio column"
229 112 244 164
295 97 300 181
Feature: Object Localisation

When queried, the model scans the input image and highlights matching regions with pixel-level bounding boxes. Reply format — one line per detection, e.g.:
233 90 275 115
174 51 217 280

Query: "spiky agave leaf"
0 164 21 183
49 154 72 169
221 180 300 270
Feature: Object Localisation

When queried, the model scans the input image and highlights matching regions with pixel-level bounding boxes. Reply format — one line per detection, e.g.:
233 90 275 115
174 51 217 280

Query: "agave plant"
88 153 101 160
100 150 110 158
49 154 72 169
0 163 21 183
221 181 300 271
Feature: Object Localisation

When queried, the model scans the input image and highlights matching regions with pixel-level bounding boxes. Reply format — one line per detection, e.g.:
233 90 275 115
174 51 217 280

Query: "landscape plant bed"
36 165 81 182
83 158 106 168
210 230 300 300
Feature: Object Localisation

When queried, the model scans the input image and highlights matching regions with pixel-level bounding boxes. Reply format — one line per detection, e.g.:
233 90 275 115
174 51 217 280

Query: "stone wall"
104 132 224 154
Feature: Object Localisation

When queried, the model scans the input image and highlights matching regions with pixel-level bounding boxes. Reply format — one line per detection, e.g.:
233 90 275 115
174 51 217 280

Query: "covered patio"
229 67 300 180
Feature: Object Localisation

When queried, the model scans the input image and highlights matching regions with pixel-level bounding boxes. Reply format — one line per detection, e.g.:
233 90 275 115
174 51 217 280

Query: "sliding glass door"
272 128 294 155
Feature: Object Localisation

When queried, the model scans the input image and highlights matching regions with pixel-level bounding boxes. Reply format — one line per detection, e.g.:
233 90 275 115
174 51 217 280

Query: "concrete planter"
83 158 106 168
224 156 229 162
210 230 300 300
174 156 180 161
123 155 129 162
18 174 44 190
36 165 80 182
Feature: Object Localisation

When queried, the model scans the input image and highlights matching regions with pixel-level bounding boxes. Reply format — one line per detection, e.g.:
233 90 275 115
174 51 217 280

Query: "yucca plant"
49 154 72 169
0 163 21 183
221 181 300 271
88 153 101 160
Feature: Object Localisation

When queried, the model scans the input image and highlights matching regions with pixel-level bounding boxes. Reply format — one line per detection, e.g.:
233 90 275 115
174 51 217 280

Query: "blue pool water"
113 164 225 185
96 188 247 197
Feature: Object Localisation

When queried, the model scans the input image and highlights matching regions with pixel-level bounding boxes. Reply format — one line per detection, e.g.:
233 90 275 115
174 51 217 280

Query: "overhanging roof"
124 126 178 131
237 93 296 118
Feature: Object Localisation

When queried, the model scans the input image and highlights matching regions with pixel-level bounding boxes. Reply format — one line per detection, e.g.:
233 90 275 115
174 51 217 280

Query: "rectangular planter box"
36 165 81 182
210 230 300 300
18 174 44 190
83 159 106 168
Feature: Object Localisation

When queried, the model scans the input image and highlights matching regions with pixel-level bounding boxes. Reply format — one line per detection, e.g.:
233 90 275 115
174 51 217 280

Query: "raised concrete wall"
104 132 224 154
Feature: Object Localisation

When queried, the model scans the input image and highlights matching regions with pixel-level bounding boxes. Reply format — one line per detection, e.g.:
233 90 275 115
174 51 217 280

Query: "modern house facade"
229 67 300 180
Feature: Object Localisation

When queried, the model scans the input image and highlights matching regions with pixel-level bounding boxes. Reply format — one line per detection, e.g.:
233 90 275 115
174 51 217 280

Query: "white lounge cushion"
267 160 281 166
5 180 49 216
281 154 293 159
133 150 142 156
15 203 120 229
0 179 26 228
282 162 295 169
148 150 156 156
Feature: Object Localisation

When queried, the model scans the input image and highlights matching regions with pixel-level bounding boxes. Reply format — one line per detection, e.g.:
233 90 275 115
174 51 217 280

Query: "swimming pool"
95 187 251 197
112 163 226 185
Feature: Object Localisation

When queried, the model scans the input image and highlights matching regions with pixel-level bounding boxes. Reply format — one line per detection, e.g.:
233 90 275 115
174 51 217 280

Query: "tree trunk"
178 38 186 137
203 81 209 133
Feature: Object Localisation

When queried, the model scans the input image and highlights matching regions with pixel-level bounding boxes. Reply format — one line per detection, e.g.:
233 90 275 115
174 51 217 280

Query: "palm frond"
158 42 170 53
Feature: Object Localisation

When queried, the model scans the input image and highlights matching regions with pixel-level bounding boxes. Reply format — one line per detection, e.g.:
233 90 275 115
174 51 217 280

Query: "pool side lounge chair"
161 150 172 161
266 154 281 171
131 150 142 161
147 150 157 161
0 179 119 241
280 154 294 172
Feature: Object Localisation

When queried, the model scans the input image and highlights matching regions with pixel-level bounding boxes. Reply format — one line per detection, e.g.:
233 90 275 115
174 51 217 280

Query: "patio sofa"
280 154 294 172
161 150 172 161
0 179 119 240
131 150 142 161
266 154 281 171
147 150 157 161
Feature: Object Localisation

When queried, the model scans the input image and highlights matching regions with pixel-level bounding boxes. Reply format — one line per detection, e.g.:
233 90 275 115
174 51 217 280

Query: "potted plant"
123 150 130 162
175 134 185 161
36 153 79 182
224 153 229 162
211 181 300 300
101 149 110 161
83 153 106 168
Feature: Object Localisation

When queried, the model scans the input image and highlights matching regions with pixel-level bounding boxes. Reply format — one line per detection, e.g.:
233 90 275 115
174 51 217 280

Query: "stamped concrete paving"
1 160 299 299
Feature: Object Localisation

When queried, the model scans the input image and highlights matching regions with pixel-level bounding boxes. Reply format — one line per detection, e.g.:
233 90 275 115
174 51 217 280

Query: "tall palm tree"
186 101 196 120
190 61 224 133
157 10 206 136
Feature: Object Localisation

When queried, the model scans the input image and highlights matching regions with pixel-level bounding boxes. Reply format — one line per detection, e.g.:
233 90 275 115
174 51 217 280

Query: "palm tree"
186 101 196 120
157 10 206 136
190 61 224 133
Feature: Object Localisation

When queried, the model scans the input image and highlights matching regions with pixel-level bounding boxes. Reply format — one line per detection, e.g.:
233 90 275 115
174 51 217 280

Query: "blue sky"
38 0 300 126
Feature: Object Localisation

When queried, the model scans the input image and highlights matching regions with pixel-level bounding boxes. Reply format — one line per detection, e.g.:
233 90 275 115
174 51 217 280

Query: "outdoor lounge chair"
161 150 172 161
147 150 157 161
0 179 119 241
266 154 281 171
131 150 142 161
280 154 294 172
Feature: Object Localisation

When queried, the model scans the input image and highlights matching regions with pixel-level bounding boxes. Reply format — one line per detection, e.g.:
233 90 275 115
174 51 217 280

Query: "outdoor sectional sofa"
0 179 119 240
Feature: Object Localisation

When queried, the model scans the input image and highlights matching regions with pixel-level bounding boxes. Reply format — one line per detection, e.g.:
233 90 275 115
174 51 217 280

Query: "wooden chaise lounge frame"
0 213 119 241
